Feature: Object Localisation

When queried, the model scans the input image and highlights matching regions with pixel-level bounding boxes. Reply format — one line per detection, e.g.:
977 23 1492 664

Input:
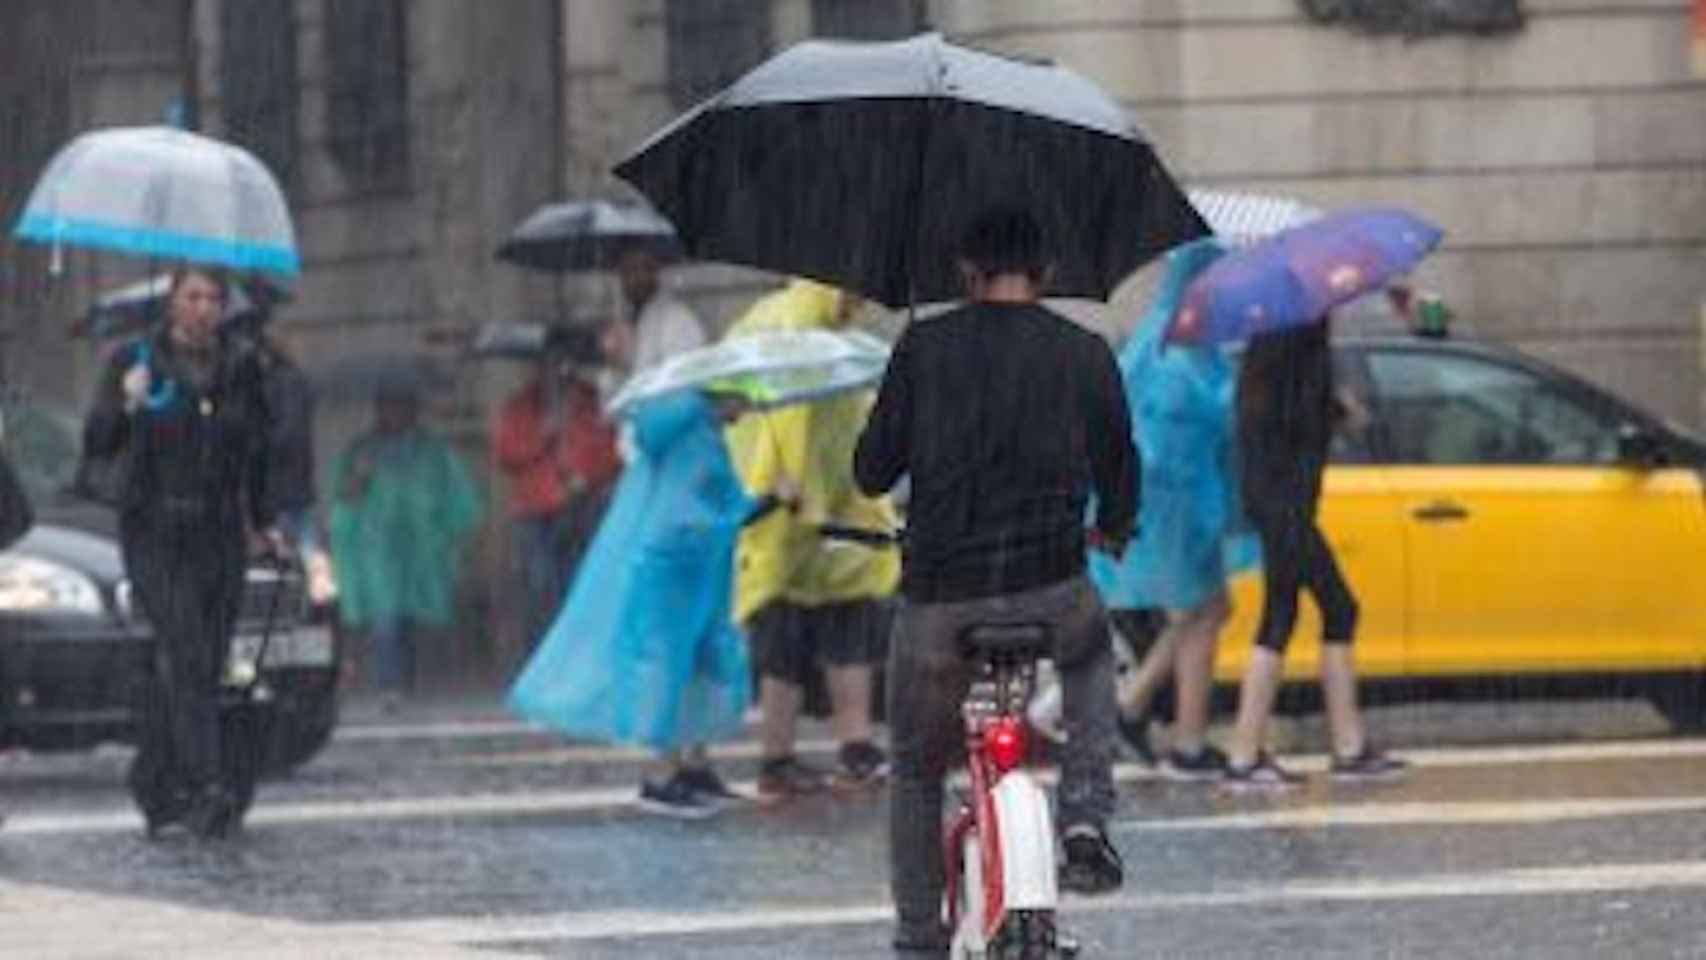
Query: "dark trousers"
123 517 244 804
887 575 1116 942
1250 502 1359 652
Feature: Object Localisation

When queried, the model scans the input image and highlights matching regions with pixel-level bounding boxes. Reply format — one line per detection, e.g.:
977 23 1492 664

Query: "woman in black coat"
83 265 281 838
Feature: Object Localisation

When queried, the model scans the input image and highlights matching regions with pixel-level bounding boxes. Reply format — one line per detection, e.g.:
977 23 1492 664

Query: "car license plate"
227 626 334 670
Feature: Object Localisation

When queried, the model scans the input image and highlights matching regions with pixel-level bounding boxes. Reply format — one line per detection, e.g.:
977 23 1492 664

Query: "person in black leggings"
1221 319 1408 791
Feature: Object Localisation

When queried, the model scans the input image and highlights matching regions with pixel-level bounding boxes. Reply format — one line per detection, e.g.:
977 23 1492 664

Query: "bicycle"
944 621 1080 959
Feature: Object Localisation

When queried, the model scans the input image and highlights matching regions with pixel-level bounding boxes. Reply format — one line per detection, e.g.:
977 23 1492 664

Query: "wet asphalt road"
3 694 1705 958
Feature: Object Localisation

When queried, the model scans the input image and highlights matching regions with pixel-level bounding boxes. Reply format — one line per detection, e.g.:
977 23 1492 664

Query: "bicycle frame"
944 653 1060 955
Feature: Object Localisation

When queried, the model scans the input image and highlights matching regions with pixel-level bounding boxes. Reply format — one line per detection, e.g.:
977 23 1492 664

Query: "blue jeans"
371 616 415 695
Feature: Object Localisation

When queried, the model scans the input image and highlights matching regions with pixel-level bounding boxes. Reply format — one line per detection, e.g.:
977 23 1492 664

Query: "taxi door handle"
1412 500 1470 523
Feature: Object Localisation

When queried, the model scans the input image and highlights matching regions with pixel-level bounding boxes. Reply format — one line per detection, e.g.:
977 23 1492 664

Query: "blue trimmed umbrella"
1168 207 1443 345
12 126 300 279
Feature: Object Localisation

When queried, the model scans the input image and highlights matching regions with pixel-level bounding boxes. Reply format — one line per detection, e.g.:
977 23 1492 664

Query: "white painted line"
1115 795 1706 833
451 737 842 767
335 719 539 742
328 859 1706 946
10 736 1706 838
439 733 1706 772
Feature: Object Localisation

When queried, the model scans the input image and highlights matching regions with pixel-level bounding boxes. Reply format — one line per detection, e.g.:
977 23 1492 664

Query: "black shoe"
892 924 949 957
1116 710 1156 767
636 776 718 820
675 766 746 807
1330 747 1410 783
1160 744 1229 783
183 786 239 841
1058 824 1124 895
834 741 890 790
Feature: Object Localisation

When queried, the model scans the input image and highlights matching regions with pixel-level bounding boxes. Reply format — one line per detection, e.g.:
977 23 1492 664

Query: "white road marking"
1114 795 1706 833
10 736 1706 838
328 859 1706 945
438 732 1706 770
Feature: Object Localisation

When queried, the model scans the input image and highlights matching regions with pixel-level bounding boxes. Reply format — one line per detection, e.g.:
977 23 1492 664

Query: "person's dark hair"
956 207 1050 282
168 264 231 300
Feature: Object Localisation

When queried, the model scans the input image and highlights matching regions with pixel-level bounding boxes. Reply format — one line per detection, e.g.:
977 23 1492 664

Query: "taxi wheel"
1647 674 1706 733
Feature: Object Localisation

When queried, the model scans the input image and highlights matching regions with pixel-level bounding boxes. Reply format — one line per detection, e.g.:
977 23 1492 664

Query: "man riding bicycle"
854 207 1140 955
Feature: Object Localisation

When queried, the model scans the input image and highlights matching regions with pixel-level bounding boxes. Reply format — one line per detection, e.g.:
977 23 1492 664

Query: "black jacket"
83 332 275 533
854 302 1138 603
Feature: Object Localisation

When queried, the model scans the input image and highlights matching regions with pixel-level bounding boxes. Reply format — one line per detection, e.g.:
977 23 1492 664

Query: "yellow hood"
724 280 900 621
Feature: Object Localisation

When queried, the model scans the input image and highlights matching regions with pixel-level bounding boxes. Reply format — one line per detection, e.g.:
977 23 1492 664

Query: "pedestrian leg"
887 600 968 951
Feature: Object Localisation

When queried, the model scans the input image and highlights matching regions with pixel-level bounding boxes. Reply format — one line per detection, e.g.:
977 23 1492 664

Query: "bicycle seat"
956 622 1052 660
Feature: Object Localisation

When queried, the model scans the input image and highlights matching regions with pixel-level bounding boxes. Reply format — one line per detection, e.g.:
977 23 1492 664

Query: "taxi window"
1366 349 1620 466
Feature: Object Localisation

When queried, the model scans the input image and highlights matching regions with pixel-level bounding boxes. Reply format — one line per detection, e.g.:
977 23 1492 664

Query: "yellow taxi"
1213 333 1706 729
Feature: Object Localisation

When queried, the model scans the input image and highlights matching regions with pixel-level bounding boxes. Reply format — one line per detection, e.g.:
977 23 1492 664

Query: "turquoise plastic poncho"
329 430 481 628
1090 238 1259 612
507 391 754 751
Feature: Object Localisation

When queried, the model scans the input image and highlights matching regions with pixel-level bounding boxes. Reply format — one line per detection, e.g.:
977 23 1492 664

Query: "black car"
0 391 339 774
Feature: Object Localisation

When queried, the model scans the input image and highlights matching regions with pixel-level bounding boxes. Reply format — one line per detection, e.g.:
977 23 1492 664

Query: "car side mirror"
1616 424 1666 469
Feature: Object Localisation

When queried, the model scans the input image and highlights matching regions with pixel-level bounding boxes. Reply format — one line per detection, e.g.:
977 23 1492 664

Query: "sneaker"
1160 744 1229 782
755 755 829 805
636 776 718 820
1330 747 1410 784
1058 824 1124 895
1219 753 1304 794
675 766 746 807
1116 710 1156 768
834 741 890 790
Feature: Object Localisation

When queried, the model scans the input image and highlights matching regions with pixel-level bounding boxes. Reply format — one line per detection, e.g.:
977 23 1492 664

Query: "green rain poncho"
329 429 481 627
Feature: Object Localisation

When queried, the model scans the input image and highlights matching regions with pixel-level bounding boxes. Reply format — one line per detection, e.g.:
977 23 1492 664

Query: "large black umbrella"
614 33 1207 308
495 200 682 272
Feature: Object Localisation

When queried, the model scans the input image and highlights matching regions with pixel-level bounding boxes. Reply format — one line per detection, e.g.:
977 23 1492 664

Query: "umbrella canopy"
495 200 682 273
471 322 551 360
74 273 292 340
1186 189 1322 248
12 125 299 278
308 352 453 406
1169 208 1443 345
614 33 1205 308
605 328 890 417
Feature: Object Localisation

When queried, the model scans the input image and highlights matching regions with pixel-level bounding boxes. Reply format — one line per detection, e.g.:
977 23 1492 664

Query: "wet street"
4 696 1706 958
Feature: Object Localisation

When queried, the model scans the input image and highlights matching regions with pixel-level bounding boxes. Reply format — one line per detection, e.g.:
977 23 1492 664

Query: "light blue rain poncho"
507 391 754 750
1090 238 1259 612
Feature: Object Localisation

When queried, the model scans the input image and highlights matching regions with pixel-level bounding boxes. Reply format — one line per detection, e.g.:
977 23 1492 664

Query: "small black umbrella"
495 200 682 273
308 352 453 406
614 33 1207 308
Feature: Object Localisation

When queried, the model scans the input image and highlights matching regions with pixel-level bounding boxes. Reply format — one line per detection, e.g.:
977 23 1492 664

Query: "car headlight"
0 555 104 615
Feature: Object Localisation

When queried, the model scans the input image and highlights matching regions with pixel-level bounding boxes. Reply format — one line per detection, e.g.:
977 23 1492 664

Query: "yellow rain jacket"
724 279 901 624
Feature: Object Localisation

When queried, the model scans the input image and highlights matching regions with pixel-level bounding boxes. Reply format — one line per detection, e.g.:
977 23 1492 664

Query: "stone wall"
932 0 1706 425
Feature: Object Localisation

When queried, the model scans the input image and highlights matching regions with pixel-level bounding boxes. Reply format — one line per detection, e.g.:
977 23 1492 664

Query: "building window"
220 0 299 190
811 0 925 39
666 0 771 108
325 0 410 188
1298 0 1524 36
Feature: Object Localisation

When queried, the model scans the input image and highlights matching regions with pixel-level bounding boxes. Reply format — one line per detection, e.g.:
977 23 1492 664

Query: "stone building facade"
564 0 1706 425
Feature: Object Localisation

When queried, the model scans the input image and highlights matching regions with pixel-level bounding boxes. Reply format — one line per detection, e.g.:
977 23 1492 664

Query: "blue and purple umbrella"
1168 207 1442 344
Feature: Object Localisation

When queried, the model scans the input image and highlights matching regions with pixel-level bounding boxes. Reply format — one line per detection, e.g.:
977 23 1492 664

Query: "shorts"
746 598 891 684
